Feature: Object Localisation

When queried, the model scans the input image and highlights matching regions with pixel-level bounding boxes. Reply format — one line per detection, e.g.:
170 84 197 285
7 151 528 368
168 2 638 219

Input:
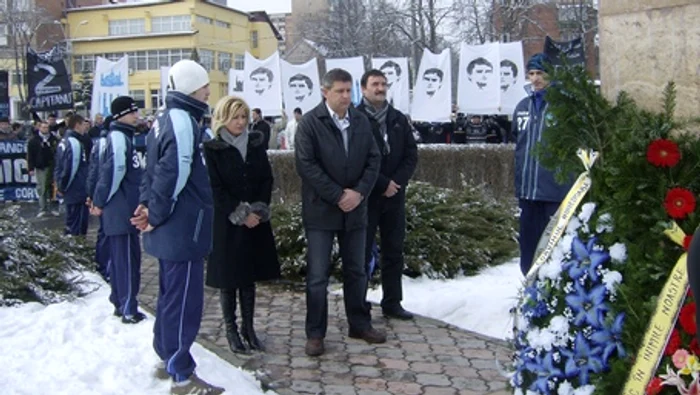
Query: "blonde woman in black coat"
203 96 281 353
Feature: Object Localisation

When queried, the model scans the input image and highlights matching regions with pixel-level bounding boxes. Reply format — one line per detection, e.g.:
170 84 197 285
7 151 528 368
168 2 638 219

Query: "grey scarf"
362 98 390 153
219 127 249 161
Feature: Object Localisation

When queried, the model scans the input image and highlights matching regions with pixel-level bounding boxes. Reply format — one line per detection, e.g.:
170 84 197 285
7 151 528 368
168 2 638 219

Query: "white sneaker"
36 212 46 218
51 211 60 216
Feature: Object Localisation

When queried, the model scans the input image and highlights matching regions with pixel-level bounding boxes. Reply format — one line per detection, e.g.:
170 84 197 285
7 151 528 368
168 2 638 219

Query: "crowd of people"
2 51 564 394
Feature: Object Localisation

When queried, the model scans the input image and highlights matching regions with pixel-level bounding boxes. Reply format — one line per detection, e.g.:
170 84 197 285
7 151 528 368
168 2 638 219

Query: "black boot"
220 288 249 354
239 285 264 351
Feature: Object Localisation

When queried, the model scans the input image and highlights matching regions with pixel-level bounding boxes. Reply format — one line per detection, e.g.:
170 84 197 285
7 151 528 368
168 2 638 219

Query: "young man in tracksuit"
130 59 223 395
512 53 573 275
92 97 145 323
54 114 90 235
86 116 112 281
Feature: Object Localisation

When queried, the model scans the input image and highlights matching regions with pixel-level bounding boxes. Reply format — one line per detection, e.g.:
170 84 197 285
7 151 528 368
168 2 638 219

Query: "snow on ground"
0 272 272 395
366 259 523 340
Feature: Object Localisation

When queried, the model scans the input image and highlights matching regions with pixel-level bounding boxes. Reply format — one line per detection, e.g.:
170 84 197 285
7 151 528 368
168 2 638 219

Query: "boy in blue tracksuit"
86 117 112 281
130 59 223 394
54 114 89 236
92 97 145 324
512 53 574 276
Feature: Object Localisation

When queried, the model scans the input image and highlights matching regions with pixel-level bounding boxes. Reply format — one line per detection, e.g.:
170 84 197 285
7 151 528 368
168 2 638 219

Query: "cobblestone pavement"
20 203 514 395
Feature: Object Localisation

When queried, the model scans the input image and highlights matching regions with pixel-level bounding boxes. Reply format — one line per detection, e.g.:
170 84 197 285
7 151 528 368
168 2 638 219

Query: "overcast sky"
227 0 292 14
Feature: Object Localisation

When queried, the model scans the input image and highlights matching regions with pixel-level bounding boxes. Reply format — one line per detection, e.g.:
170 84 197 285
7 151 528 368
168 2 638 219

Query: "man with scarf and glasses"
356 69 418 321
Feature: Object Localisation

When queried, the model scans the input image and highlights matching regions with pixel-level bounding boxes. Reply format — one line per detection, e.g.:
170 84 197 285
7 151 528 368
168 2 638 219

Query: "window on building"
234 54 244 70
130 90 146 109
134 51 147 71
0 24 8 47
73 55 96 73
250 31 258 48
11 70 24 85
558 4 589 23
196 15 213 25
218 52 231 72
215 20 231 29
109 19 146 36
12 0 29 11
151 89 161 109
157 50 170 68
199 49 214 71
151 15 191 33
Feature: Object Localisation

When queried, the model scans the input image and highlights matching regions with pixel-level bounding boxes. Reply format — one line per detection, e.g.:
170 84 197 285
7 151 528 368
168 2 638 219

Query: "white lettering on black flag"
91 56 130 118
26 46 73 111
280 58 321 119
243 51 283 117
411 48 452 123
325 57 365 107
371 57 410 114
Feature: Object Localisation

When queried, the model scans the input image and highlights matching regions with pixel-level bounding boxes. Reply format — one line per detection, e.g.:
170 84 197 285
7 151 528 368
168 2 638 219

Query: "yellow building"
65 0 282 114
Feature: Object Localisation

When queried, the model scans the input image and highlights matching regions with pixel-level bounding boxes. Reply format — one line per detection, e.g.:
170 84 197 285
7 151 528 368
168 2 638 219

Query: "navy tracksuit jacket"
140 91 213 382
87 130 110 281
92 121 144 317
54 130 89 235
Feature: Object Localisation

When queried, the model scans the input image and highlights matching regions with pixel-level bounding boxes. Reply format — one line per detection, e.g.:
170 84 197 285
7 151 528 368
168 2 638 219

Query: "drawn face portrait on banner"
379 60 401 89
422 68 443 98
500 60 518 93
250 67 274 96
466 57 494 91
288 74 313 103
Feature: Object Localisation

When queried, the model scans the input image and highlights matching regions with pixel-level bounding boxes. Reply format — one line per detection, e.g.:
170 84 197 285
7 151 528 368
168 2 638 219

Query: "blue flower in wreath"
565 283 608 328
524 351 563 394
522 286 550 318
564 236 610 282
590 312 626 363
561 333 604 385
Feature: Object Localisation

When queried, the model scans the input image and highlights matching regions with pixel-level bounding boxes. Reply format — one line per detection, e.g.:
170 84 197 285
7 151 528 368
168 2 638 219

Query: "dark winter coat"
295 102 381 231
251 119 271 149
54 130 89 205
27 132 58 171
355 102 418 200
203 130 280 289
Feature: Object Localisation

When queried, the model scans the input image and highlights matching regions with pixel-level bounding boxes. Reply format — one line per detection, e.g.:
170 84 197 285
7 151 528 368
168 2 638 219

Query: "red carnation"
646 377 664 395
665 329 681 356
685 235 694 251
681 302 698 335
647 139 681 167
664 188 697 219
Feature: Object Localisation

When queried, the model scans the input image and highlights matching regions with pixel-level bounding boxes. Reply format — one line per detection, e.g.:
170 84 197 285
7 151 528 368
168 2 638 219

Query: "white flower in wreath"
596 213 614 233
567 216 582 235
573 385 595 395
602 271 623 295
578 202 596 224
538 258 563 281
609 243 628 263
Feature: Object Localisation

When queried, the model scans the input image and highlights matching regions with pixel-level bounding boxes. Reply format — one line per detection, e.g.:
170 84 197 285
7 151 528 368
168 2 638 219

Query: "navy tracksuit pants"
95 217 110 280
108 233 141 317
153 259 205 382
64 203 89 236
518 199 560 275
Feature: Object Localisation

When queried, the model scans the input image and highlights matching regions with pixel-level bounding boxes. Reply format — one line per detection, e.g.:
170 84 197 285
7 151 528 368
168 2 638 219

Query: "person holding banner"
295 68 384 357
54 114 90 236
27 121 58 216
512 53 573 275
130 59 224 395
356 69 418 321
92 96 145 325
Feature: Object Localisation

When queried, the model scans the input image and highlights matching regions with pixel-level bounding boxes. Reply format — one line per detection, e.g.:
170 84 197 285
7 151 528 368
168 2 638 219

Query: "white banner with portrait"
498 41 527 115
324 56 365 106
280 58 321 119
228 69 244 95
243 51 283 117
371 57 410 114
458 42 500 115
91 56 129 118
410 48 451 123
159 66 170 107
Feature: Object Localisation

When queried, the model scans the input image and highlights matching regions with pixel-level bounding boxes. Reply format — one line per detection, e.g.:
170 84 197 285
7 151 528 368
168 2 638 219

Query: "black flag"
0 71 9 118
26 46 74 111
544 36 586 68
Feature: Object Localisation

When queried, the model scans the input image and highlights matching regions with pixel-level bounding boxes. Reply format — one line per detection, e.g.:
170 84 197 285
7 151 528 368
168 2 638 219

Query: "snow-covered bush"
0 206 95 306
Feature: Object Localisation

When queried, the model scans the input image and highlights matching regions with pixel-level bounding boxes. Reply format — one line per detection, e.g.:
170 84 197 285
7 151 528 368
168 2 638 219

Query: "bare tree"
0 1 59 110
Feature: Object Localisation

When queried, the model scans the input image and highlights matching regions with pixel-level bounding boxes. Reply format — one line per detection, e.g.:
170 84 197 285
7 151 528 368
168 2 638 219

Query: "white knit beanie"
168 60 210 95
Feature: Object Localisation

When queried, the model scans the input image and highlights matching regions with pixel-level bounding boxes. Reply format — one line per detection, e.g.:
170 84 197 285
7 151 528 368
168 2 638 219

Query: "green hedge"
268 144 515 204
271 181 518 281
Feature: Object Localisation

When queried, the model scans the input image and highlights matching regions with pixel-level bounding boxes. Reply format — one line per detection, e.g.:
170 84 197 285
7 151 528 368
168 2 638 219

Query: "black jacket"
203 130 280 289
355 102 418 199
252 119 271 150
295 102 381 231
27 133 58 171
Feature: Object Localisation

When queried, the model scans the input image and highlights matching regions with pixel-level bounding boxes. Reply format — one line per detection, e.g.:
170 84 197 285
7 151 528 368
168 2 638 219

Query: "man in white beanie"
131 59 223 395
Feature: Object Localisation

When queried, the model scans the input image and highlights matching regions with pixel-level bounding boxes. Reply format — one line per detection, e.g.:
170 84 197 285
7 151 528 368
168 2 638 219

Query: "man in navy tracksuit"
92 97 145 324
86 116 112 281
54 114 90 236
130 59 223 394
512 53 573 275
